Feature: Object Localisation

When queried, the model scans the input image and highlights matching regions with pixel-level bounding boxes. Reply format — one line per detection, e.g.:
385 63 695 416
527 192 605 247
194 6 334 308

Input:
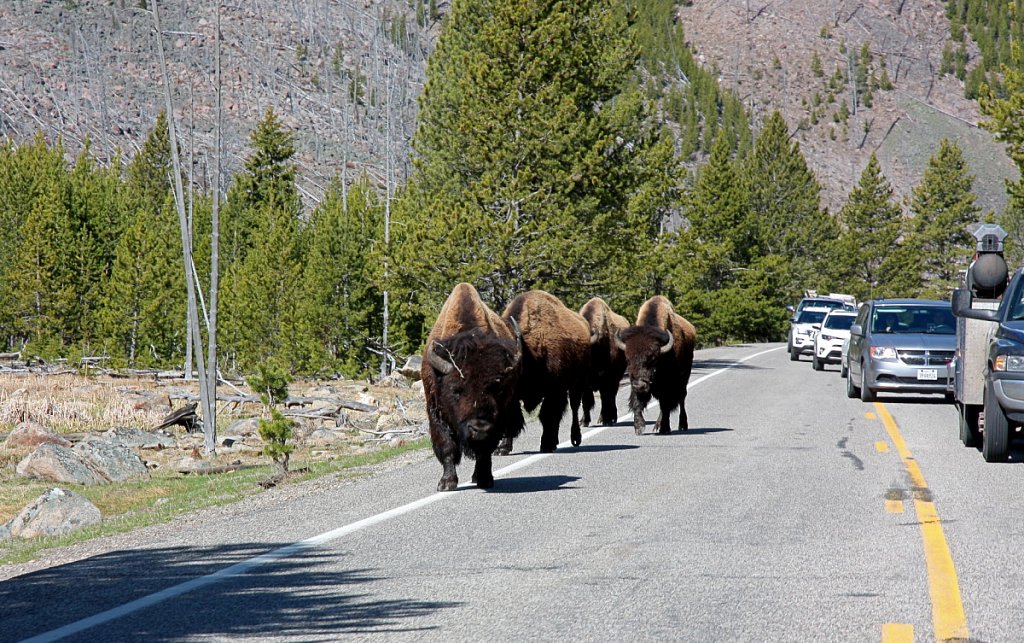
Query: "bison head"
615 327 673 402
427 328 522 446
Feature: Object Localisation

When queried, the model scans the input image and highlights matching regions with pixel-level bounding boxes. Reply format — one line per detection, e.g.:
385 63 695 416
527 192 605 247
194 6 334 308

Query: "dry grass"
0 373 169 435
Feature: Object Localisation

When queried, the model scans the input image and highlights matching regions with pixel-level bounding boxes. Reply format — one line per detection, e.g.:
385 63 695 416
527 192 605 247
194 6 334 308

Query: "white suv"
788 306 832 361
811 310 857 371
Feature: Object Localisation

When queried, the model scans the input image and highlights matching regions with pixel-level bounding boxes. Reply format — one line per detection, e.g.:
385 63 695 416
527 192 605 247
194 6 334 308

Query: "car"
788 306 832 361
811 310 857 371
788 295 857 317
845 299 957 402
840 336 851 378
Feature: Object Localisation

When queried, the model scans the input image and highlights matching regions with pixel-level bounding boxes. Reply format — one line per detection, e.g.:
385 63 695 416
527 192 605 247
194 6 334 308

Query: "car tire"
846 365 860 398
860 362 875 402
790 345 799 361
840 358 848 379
812 354 823 371
959 403 980 448
983 379 1010 462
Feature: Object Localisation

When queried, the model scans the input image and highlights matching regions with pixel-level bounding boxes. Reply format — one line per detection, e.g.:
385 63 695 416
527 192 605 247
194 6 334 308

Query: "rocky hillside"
678 0 1018 214
0 0 1016 217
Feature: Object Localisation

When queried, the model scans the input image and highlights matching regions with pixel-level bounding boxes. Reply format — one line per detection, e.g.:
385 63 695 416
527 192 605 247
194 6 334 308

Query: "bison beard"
617 296 696 435
423 330 524 491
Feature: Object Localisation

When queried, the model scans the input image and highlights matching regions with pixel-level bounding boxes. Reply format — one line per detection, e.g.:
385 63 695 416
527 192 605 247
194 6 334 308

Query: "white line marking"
23 344 784 642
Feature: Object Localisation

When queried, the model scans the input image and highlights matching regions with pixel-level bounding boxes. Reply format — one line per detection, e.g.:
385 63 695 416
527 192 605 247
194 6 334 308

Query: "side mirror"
850 323 863 337
951 287 999 322
812 323 821 330
786 305 795 313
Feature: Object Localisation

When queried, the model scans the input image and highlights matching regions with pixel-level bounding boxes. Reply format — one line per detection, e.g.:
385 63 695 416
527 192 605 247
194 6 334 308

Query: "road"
4 342 1024 642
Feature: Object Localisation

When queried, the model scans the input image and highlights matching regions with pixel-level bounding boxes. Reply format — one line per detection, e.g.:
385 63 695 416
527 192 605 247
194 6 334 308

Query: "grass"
0 436 430 566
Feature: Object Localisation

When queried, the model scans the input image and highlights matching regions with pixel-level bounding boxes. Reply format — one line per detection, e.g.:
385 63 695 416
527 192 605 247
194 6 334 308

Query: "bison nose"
463 418 493 441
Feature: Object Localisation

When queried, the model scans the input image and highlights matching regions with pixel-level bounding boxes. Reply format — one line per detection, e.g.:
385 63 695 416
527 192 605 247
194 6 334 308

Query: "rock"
225 417 260 435
376 372 411 388
397 355 422 381
388 437 407 449
103 426 175 449
74 438 150 482
306 428 345 446
125 390 168 413
3 488 101 540
4 421 72 449
172 457 217 474
16 444 106 485
412 380 424 393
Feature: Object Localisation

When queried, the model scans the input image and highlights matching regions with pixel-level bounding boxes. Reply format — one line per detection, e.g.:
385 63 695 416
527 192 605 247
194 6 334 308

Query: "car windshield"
823 314 855 330
797 310 828 324
800 299 842 311
870 306 955 334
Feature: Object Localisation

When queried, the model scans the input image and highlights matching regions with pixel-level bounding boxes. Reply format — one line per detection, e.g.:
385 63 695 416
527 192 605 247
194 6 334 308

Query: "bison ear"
427 342 455 375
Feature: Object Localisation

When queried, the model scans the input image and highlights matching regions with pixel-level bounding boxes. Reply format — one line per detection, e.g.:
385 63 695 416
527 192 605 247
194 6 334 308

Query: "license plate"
917 369 938 381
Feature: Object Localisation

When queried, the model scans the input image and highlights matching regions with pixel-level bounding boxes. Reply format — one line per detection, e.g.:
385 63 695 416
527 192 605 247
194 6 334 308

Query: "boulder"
4 421 72 449
3 488 101 540
74 438 150 482
103 426 176 449
225 417 260 435
16 443 106 485
397 355 422 381
306 428 346 447
376 372 411 389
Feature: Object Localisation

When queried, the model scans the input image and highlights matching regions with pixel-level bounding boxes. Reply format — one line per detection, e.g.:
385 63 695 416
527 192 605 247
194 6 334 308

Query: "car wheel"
983 379 1010 462
860 362 875 402
840 357 848 378
790 345 799 361
959 403 980 448
846 364 860 398
812 354 823 371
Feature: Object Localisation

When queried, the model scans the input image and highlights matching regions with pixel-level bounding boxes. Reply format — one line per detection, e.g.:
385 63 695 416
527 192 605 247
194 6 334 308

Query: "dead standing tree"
151 0 219 455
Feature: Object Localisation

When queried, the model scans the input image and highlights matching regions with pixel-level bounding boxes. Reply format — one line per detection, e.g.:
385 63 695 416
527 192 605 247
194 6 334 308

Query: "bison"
616 295 696 435
579 297 629 427
421 283 525 491
499 290 592 454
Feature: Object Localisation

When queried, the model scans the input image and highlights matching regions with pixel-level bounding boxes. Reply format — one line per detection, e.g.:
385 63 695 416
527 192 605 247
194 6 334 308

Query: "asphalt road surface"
5 343 1024 642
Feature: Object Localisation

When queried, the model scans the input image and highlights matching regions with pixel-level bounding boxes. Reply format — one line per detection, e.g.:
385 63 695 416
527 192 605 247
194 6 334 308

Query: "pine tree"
744 111 837 298
834 154 907 299
296 179 383 376
906 139 980 298
396 0 671 329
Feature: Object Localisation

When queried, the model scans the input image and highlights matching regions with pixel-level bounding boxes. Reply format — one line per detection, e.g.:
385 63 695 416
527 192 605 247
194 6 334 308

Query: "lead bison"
579 297 629 427
499 290 592 453
422 283 525 491
616 296 696 435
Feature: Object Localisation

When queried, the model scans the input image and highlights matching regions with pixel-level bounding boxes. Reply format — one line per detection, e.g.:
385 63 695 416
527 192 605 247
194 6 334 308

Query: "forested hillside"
1 0 1022 382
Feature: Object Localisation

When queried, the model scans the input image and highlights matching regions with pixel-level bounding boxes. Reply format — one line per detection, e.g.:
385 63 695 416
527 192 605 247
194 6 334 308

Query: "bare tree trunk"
206 0 222 456
152 0 215 454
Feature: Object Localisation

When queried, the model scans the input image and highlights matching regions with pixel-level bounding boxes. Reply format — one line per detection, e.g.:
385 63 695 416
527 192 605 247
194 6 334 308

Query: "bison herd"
421 283 696 492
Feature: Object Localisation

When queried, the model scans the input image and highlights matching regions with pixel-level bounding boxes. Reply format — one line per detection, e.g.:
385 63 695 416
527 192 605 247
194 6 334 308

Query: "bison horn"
659 330 675 354
508 317 523 367
590 330 600 345
427 342 454 375
614 331 627 352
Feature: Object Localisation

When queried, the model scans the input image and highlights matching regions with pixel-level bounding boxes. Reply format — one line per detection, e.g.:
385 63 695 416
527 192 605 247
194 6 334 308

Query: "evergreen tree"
296 178 383 376
906 139 980 298
980 42 1024 261
396 0 672 331
744 111 837 298
834 154 907 299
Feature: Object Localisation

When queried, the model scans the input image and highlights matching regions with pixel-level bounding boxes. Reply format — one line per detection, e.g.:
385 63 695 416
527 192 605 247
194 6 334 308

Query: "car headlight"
993 355 1024 372
820 333 834 341
870 346 897 360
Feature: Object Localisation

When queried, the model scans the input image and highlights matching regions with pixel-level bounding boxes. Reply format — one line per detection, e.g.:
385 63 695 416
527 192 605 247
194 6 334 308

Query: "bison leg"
471 450 494 489
569 385 584 447
430 420 460 492
581 388 595 428
678 397 688 431
538 393 568 452
495 436 513 456
599 381 619 426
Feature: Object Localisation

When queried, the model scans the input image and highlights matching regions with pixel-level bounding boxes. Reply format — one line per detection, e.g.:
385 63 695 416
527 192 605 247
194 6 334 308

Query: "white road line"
23 344 784 643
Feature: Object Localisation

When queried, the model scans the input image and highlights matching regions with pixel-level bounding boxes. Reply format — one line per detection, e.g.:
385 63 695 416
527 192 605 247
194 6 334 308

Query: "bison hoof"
539 442 557 453
571 433 581 447
658 427 671 435
474 475 494 489
495 446 511 456
634 423 644 436
437 477 458 492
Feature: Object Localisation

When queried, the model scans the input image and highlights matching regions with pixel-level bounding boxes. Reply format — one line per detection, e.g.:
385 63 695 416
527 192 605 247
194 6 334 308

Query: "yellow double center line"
874 402 970 642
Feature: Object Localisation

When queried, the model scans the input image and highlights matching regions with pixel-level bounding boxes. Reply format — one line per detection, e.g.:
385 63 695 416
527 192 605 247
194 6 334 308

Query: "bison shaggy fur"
500 290 592 453
579 297 629 427
617 295 696 435
422 283 524 491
